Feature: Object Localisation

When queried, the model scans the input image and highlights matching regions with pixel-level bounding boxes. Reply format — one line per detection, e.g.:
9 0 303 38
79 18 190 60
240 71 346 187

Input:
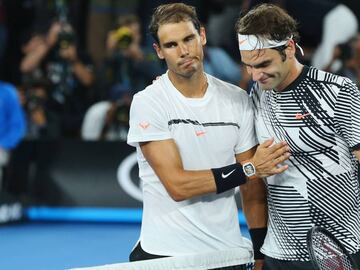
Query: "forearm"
166 169 217 201
152 161 248 201
20 43 49 73
240 178 268 263
240 179 267 229
141 141 247 201
72 61 94 86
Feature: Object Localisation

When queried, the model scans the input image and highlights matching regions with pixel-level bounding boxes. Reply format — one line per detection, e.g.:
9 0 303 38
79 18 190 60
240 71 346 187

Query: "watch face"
244 164 255 176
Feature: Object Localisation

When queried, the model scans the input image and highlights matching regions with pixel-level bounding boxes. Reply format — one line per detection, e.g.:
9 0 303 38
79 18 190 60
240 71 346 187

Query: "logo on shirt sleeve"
139 122 150 129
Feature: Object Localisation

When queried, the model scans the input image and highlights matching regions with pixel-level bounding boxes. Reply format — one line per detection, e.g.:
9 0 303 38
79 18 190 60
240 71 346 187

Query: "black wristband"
211 163 246 194
249 227 267 260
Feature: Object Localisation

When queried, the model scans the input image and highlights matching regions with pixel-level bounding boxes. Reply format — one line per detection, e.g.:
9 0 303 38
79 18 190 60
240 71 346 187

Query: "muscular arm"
140 139 216 201
140 138 289 202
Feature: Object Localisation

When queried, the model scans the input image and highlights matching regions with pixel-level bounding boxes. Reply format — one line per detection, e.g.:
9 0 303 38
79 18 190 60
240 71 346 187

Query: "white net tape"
69 248 253 270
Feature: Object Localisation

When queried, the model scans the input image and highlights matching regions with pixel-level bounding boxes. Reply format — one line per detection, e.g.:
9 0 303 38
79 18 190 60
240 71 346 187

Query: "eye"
164 42 177 48
184 35 195 42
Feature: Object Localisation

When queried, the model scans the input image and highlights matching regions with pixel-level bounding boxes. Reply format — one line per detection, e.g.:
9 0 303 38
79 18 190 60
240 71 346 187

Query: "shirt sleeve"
334 79 360 150
127 93 172 147
234 91 258 154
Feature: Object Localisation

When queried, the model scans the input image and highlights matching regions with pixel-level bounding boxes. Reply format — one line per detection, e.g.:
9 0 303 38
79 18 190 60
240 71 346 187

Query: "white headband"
238 34 304 55
238 34 291 51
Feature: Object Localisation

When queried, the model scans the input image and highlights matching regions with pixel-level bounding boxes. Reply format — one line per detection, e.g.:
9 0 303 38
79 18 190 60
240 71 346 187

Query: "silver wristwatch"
242 161 256 178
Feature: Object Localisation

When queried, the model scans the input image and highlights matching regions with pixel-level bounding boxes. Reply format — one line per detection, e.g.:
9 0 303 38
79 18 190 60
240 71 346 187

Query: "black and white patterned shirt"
251 65 360 261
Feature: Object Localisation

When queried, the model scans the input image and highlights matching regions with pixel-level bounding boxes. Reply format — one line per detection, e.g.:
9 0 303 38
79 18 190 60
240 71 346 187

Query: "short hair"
235 4 300 45
149 3 201 44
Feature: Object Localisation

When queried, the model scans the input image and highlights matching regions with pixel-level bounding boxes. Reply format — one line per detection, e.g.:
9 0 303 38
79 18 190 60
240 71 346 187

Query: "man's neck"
276 60 304 92
168 70 208 98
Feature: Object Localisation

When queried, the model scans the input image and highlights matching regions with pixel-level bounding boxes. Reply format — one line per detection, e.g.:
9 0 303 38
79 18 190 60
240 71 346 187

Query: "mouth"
259 75 272 84
179 58 195 67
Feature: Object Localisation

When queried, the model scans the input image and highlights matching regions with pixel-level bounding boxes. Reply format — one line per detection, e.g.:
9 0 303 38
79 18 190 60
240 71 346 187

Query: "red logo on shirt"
139 122 150 129
195 131 206 137
295 112 310 120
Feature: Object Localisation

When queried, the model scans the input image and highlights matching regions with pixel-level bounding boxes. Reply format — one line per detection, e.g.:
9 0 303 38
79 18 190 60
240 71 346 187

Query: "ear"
200 26 207 46
153 42 164 59
286 39 296 59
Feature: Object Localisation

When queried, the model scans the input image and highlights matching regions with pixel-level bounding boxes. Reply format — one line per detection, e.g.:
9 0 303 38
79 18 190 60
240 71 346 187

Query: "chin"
182 67 197 77
259 83 273 91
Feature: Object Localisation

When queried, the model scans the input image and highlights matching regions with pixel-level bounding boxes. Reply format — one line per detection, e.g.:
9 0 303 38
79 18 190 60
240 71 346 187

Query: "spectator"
81 86 131 141
19 78 60 139
310 1 358 70
87 0 140 68
100 14 165 98
332 36 360 87
0 81 26 189
20 21 95 138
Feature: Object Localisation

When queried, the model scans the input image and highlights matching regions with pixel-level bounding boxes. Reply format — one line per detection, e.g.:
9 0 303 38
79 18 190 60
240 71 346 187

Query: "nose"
247 66 263 81
178 43 189 57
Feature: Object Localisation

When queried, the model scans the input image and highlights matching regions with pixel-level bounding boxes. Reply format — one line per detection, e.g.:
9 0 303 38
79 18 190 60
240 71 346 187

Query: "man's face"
154 21 206 79
240 47 291 91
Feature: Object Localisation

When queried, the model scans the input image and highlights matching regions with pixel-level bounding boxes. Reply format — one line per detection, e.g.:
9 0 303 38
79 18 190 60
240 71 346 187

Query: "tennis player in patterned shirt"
236 3 360 270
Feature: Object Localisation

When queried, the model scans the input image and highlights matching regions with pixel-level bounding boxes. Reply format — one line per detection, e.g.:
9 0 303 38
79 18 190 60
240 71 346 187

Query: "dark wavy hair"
149 3 201 44
236 4 300 59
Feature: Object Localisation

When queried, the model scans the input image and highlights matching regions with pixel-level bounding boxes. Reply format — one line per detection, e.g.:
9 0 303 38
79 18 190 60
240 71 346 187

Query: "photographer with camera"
81 87 131 141
20 20 95 138
18 77 62 139
101 14 165 98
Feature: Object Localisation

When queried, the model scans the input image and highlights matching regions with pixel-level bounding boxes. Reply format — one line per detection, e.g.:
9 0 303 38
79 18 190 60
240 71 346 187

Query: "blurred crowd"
0 0 359 144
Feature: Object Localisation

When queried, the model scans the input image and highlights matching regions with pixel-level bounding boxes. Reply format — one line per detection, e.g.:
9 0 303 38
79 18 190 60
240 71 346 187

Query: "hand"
47 22 62 48
106 30 119 52
22 35 46 54
252 138 290 178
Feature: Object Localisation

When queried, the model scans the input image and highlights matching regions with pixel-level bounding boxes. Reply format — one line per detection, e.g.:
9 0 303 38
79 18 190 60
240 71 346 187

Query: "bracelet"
249 227 267 260
211 163 246 194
